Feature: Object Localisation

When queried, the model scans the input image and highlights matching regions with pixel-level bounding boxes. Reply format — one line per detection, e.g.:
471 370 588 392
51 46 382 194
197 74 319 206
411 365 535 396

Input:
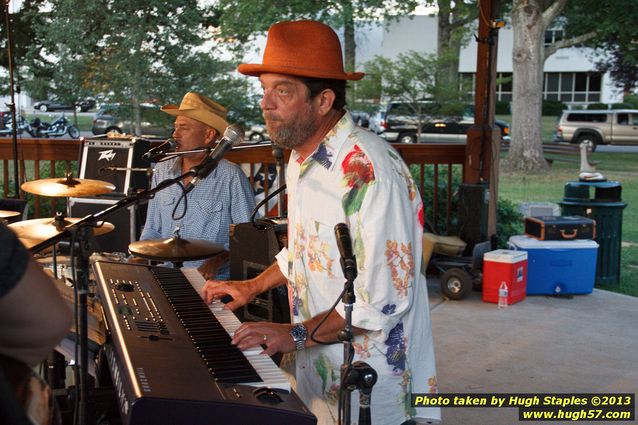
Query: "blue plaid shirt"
140 157 256 279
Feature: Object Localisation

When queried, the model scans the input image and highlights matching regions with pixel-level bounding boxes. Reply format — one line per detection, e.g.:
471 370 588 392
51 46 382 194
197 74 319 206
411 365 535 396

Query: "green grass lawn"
498 150 638 297
496 114 559 143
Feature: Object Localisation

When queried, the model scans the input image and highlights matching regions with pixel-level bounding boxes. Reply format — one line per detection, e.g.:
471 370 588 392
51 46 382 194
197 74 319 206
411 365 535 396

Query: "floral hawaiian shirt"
275 112 440 425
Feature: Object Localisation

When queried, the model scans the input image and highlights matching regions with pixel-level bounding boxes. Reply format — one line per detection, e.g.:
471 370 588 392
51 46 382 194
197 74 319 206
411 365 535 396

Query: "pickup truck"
553 109 638 149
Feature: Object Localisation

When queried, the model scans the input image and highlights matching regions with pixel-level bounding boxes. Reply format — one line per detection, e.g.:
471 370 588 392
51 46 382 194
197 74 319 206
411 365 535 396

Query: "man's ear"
205 127 219 145
316 89 336 116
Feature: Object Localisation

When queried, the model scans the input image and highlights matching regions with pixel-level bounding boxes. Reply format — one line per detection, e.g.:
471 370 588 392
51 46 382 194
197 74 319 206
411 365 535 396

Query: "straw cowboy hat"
161 92 229 133
238 20 364 81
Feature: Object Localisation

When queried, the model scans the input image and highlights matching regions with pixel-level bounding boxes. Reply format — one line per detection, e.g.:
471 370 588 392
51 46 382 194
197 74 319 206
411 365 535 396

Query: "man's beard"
264 103 321 150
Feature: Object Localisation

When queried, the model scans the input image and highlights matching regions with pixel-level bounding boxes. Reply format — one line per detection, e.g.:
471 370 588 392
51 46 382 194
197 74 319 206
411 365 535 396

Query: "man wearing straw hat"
203 21 440 425
140 92 255 280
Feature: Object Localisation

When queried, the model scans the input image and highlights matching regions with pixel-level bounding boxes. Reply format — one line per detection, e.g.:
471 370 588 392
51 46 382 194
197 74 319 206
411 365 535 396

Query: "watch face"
291 324 307 340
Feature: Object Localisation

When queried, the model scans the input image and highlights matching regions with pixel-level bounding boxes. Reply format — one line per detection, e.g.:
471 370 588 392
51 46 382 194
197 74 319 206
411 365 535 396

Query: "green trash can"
560 181 627 285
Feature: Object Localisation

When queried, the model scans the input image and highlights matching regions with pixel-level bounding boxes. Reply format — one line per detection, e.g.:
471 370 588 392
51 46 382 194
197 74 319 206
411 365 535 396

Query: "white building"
354 15 623 107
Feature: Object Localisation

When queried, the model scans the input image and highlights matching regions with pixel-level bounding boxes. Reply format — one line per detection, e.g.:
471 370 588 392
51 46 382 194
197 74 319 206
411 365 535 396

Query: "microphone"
185 124 245 192
142 138 177 161
334 223 357 281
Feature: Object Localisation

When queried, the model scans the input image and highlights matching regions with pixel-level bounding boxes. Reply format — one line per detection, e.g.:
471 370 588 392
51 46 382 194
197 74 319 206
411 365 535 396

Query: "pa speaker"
79 136 154 197
457 183 489 253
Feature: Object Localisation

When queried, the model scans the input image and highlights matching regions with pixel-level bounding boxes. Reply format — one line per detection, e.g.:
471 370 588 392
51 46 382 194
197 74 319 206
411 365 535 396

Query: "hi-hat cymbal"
9 217 115 249
0 210 21 219
21 177 116 197
128 237 224 262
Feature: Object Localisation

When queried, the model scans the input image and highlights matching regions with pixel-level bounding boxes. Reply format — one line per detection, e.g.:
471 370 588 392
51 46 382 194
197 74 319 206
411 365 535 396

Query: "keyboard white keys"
181 268 291 391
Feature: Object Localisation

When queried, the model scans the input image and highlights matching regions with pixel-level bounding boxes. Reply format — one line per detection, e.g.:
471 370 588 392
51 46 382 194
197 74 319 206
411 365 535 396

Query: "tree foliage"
562 0 638 94
17 0 259 132
425 0 478 93
212 0 419 108
0 0 46 93
361 51 469 135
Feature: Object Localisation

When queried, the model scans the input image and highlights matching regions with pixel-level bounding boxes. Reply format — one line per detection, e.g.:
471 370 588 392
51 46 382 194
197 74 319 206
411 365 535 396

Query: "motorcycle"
0 114 80 139
35 114 81 139
0 115 35 137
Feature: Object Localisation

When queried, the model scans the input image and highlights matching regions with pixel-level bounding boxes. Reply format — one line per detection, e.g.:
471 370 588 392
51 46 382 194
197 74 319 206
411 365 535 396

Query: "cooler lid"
509 235 599 249
484 249 528 263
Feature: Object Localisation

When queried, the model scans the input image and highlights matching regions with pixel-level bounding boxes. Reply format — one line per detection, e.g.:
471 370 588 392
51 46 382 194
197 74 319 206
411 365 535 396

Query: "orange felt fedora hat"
238 20 364 81
161 92 229 133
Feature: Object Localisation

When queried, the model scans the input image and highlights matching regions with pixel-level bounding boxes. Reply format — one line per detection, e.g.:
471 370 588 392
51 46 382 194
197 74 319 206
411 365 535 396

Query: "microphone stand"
156 142 272 163
28 167 200 425
4 1 20 197
155 147 210 163
337 251 378 425
271 145 286 216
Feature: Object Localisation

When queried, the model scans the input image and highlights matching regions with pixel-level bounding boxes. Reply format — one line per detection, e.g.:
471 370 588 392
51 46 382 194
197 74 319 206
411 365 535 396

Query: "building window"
544 28 565 46
543 71 601 104
458 71 601 106
496 72 512 101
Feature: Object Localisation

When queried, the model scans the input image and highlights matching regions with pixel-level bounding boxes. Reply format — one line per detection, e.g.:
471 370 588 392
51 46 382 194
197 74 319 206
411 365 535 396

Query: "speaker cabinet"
79 136 154 197
457 183 489 254
230 221 290 324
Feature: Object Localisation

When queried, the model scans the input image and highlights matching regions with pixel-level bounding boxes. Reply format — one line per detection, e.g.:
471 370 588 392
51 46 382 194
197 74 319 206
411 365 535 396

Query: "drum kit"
11 174 224 264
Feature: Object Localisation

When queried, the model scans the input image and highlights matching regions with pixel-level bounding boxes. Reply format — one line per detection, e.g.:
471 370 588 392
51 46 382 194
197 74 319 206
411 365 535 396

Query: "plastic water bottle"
498 281 509 309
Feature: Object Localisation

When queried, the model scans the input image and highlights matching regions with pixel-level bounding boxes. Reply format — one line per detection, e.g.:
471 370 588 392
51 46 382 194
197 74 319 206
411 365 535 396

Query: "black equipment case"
524 215 596 241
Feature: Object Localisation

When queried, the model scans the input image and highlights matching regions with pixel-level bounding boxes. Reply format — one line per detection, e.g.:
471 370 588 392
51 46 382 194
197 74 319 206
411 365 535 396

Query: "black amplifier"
230 218 289 324
79 135 157 197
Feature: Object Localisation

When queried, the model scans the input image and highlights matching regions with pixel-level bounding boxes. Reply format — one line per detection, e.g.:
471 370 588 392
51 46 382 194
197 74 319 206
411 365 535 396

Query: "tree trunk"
437 2 461 91
131 95 142 136
505 0 548 172
342 1 356 106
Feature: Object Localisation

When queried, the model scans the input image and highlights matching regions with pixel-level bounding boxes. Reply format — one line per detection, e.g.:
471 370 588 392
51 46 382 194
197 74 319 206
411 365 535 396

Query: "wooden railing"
0 138 80 217
0 138 465 233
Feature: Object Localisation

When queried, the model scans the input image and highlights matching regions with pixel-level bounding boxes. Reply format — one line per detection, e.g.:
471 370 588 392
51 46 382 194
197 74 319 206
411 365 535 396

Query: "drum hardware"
21 173 116 198
0 209 21 219
128 227 225 268
9 214 114 249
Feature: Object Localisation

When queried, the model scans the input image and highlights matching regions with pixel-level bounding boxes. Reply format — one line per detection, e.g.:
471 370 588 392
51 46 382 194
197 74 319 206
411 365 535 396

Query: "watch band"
290 324 307 351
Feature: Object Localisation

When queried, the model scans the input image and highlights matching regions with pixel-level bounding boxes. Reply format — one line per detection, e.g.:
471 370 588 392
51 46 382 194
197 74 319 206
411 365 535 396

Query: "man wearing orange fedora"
203 21 440 425
140 92 255 280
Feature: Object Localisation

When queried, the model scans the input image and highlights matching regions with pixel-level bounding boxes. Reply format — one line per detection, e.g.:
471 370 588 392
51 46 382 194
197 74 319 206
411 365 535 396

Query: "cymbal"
21 177 116 197
0 210 21 219
128 237 225 262
9 217 115 249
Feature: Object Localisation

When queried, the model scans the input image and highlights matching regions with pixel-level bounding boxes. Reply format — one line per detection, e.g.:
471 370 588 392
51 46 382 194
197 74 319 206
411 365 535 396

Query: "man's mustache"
263 112 283 122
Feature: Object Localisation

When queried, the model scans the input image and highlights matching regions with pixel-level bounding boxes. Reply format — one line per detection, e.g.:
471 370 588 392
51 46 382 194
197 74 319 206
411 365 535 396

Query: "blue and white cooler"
508 235 599 295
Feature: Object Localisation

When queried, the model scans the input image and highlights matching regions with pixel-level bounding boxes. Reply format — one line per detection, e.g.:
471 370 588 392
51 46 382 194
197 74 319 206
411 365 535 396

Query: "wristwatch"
289 324 308 351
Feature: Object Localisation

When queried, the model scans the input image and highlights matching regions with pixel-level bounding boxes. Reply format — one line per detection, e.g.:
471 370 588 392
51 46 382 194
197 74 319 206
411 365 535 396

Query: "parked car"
0 110 9 127
378 101 510 144
553 109 638 150
245 123 269 142
91 104 172 137
368 110 386 134
350 110 370 128
33 98 96 113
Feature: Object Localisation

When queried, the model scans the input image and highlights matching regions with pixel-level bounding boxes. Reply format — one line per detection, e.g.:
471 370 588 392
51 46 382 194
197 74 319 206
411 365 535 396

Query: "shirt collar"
292 112 356 176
